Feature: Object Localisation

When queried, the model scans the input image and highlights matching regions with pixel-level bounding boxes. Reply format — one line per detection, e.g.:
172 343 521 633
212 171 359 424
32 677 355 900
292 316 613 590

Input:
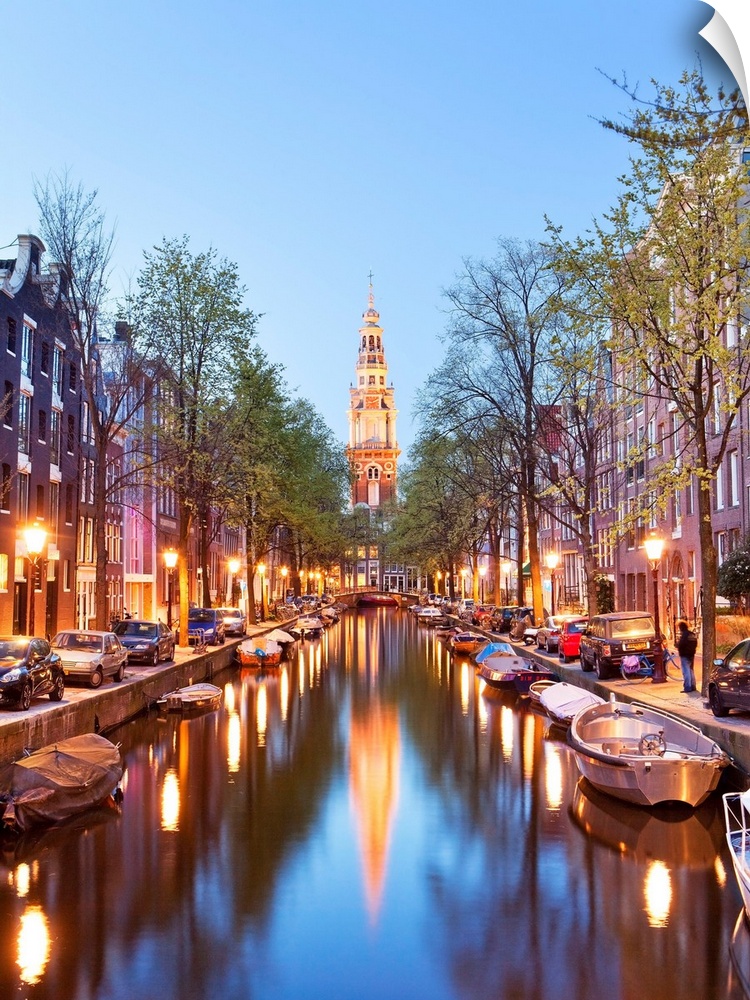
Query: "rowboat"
0 733 123 832
157 683 223 714
448 631 487 656
723 790 750 921
477 653 538 691
529 678 558 705
238 637 283 667
569 697 729 807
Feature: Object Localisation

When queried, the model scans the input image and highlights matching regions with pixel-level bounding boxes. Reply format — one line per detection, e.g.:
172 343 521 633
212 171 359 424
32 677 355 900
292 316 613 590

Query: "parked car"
509 608 536 643
113 620 176 665
489 606 519 633
578 612 657 679
51 630 128 687
185 608 226 645
0 636 65 710
535 615 578 653
471 605 496 627
557 616 589 662
457 598 476 621
216 607 247 637
709 640 750 717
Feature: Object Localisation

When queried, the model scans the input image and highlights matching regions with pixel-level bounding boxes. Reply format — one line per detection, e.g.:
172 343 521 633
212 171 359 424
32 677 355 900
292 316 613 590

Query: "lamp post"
436 570 442 596
545 551 559 617
164 549 178 630
479 565 487 604
644 533 666 684
280 565 288 602
460 567 468 599
314 571 321 596
258 563 267 621
228 557 240 606
501 561 512 606
23 524 47 636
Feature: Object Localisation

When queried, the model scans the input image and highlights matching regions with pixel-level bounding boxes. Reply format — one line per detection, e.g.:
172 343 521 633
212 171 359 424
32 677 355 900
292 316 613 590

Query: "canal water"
1 608 749 1000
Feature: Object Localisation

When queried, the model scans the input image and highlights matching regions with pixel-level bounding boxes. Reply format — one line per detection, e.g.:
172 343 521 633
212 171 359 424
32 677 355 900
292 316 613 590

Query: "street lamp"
299 568 306 595
436 570 442 595
23 524 47 636
164 549 178 630
228 557 240 606
460 567 468 599
644 533 666 684
545 551 559 617
479 565 487 604
258 563 267 621
314 571 321 595
280 565 288 602
501 561 512 606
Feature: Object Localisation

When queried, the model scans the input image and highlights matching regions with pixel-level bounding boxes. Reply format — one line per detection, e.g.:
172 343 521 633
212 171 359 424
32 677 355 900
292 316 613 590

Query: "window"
38 409 47 443
716 462 725 510
6 318 17 354
17 394 31 454
66 414 75 454
0 553 7 592
63 559 71 592
50 411 61 466
0 464 10 512
64 485 74 525
68 361 77 392
730 450 739 507
21 324 34 378
2 382 12 428
17 473 29 520
53 346 64 395
40 341 50 375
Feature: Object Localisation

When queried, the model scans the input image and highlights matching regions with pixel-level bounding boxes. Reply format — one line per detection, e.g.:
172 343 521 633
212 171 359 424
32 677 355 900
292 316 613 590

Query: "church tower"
346 283 400 508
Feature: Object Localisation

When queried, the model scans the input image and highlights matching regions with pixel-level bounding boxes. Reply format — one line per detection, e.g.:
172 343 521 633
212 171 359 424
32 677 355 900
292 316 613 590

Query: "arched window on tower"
369 335 375 349
362 336 367 349
367 466 380 480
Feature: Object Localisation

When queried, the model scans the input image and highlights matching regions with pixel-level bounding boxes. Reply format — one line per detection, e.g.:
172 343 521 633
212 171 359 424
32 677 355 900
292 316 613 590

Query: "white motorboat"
723 790 750 920
569 697 729 807
539 682 606 727
157 683 223 714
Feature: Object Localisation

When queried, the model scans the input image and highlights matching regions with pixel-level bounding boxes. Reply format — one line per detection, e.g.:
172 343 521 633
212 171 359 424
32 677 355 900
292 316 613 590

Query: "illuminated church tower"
346 282 400 508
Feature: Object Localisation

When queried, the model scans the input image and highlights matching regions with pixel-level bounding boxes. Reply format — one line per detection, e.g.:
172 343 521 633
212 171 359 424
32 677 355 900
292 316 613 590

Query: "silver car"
51 630 128 688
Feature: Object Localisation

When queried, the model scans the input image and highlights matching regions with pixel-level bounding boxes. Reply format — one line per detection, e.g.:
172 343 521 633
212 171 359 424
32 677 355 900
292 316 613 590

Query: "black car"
489 606 519 633
0 636 65 710
709 639 750 717
113 620 176 665
578 611 657 679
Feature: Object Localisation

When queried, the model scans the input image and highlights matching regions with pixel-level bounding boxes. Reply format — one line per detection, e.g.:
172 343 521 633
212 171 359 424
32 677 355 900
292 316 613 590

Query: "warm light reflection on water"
523 712 535 783
460 661 470 715
227 711 241 773
14 862 30 898
644 860 672 927
161 768 180 831
257 684 268 746
280 666 289 721
544 744 563 812
500 704 514 761
17 905 50 985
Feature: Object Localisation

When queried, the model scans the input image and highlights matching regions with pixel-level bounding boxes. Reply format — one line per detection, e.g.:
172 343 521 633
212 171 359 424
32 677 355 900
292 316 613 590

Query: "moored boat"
448 631 487 656
512 663 559 694
357 594 399 608
529 678 558 705
723 790 750 921
539 682 606 727
0 733 123 833
157 682 223 714
477 652 536 690
569 697 729 807
238 637 283 667
289 616 324 640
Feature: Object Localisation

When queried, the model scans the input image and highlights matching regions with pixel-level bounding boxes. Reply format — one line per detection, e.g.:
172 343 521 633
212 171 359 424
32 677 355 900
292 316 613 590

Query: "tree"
35 173 159 629
717 542 750 610
547 70 750 689
134 236 258 645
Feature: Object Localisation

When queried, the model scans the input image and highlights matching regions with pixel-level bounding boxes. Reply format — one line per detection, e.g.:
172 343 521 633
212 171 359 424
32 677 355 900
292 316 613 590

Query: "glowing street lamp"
23 524 47 636
436 570 442 595
164 549 178 630
643 533 666 683
280 565 288 602
501 561 512 606
460 567 468 599
479 565 487 604
545 551 559 617
228 557 240 606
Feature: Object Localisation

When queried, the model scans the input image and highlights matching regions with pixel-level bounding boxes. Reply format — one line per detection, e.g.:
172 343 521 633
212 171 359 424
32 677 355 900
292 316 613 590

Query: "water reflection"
0 608 741 999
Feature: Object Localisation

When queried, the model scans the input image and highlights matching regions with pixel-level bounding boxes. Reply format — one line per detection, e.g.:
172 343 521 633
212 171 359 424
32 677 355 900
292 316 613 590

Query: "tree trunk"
697 481 717 696
94 439 109 630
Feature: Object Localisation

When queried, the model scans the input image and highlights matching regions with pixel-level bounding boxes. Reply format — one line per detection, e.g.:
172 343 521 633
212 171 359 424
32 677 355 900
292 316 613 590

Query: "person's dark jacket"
677 628 698 659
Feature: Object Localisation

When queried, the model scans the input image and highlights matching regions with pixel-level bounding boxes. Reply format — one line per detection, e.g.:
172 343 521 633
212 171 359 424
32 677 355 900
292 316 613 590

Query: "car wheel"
580 651 593 672
49 675 65 701
90 667 104 689
20 683 32 711
595 657 611 680
150 649 159 666
114 661 125 683
559 651 569 664
709 686 729 718
166 643 175 662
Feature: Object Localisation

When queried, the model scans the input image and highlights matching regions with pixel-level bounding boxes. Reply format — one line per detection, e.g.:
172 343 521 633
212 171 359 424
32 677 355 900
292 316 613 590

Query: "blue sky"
3 1 731 456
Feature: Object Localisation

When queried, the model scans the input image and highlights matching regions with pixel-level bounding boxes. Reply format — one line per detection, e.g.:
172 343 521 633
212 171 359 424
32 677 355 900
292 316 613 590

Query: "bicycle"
620 648 682 683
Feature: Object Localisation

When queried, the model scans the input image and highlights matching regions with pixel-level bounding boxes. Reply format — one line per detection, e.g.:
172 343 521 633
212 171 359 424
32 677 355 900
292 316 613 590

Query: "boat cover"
540 683 606 723
475 642 514 662
265 629 296 643
0 733 123 832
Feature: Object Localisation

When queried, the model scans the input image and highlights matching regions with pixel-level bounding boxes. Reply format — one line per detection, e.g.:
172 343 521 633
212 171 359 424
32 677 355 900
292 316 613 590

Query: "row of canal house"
0 235 244 637
535 334 749 642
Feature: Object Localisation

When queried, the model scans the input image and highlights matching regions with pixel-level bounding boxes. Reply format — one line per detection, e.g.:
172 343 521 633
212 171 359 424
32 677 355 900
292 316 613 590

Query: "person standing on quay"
676 619 698 693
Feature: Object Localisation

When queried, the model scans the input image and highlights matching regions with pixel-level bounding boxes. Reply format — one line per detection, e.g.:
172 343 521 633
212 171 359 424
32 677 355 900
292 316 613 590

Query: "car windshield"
115 623 157 638
610 617 654 637
0 639 27 659
189 610 215 623
566 622 587 634
53 633 104 652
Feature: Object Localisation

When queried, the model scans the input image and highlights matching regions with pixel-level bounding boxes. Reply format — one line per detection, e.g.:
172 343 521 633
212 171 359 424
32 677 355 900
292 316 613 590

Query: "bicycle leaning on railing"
620 648 682 683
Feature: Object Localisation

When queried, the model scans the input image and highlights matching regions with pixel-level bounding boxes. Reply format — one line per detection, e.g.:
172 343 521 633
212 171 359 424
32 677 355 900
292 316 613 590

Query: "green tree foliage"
717 546 750 603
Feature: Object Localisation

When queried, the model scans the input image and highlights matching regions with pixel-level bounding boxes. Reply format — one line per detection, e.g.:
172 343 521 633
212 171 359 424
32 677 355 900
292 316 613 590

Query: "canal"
1 608 748 1000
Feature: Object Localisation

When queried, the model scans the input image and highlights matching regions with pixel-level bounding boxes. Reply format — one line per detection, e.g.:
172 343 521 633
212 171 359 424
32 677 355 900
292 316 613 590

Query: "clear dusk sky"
2 1 732 457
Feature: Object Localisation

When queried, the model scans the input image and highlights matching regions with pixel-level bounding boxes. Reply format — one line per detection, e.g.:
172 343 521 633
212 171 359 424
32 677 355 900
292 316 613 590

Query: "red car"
557 617 589 662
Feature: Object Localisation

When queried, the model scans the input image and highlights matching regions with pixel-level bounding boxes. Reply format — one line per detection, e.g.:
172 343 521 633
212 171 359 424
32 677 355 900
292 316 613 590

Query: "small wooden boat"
448 631 486 656
724 791 750 921
265 628 297 658
157 683 223 714
569 697 729 807
512 663 559 694
238 637 283 667
475 640 515 662
539 682 606 727
477 653 536 690
0 733 123 833
529 678 558 705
